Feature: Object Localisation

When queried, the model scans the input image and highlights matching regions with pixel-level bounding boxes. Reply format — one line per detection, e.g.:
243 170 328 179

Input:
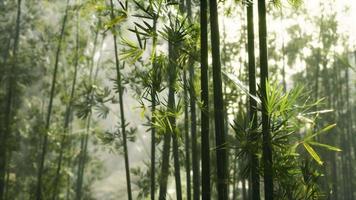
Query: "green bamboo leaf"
304 109 334 115
222 71 262 105
309 142 342 152
318 123 337 133
304 123 337 142
132 14 154 20
105 13 127 29
303 143 323 165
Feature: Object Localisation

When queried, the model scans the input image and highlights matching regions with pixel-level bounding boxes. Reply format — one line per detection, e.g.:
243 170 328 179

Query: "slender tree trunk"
331 151 338 199
184 0 200 199
150 14 158 200
323 59 336 200
334 62 348 200
345 66 354 200
64 115 75 200
0 36 11 198
209 0 228 198
74 23 105 200
75 123 86 200
66 158 71 200
74 24 104 200
221 15 231 198
331 58 340 200
178 2 191 200
159 25 183 199
200 0 210 198
74 33 104 198
157 32 175 200
170 47 182 199
35 1 69 199
232 145 240 200
334 58 348 200
109 1 132 199
189 60 199 200
150 89 157 200
242 179 247 200
183 70 192 200
246 2 260 200
232 159 237 200
169 37 182 200
173 134 182 200
0 0 21 199
1 37 12 199
75 115 91 200
52 8 81 200
158 131 171 199
257 0 273 199
3 160 10 200
339 73 349 200
186 0 192 21
175 1 191 199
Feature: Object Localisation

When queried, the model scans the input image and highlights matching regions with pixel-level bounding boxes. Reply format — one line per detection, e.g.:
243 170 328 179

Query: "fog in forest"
0 0 356 199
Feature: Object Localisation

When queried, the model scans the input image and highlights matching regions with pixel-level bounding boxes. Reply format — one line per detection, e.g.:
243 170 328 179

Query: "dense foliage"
0 0 355 199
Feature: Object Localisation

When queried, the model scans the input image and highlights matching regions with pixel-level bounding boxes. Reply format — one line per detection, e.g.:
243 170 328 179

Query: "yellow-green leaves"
318 123 337 133
308 142 342 152
300 123 341 165
104 12 127 30
265 81 303 116
152 110 175 135
120 37 144 64
303 143 323 165
303 123 337 142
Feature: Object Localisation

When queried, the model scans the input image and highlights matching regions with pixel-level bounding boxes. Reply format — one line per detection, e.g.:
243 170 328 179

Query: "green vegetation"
0 0 355 199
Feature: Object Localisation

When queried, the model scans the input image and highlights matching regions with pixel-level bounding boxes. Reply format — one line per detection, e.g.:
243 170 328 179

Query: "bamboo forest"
1 0 356 199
